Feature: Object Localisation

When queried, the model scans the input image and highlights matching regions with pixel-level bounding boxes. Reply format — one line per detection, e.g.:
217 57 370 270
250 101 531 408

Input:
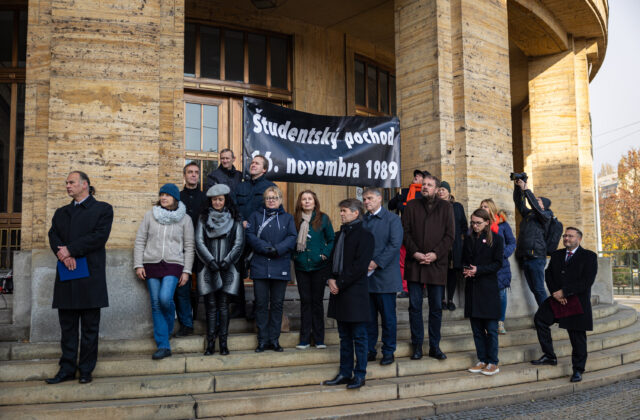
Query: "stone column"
528 37 597 250
395 0 514 216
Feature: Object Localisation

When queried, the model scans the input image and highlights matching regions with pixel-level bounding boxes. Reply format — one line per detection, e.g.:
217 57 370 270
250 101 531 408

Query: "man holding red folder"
531 227 598 383
46 171 113 385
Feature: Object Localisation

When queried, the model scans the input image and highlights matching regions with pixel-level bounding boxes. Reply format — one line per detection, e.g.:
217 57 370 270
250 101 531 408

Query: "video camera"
510 172 528 183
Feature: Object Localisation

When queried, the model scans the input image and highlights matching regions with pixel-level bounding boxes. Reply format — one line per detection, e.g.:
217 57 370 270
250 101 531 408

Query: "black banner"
243 97 401 188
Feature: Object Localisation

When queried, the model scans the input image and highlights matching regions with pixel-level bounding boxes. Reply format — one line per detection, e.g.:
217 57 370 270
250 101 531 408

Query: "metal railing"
599 250 640 295
0 227 21 270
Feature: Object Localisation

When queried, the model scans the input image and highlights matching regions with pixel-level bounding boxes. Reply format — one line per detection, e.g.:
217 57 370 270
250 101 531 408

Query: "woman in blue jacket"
481 199 516 334
293 190 335 349
246 186 297 352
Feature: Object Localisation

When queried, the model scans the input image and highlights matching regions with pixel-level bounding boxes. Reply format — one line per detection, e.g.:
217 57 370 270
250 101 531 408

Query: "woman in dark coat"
438 181 467 310
463 208 504 376
195 184 245 356
293 190 335 349
246 186 297 352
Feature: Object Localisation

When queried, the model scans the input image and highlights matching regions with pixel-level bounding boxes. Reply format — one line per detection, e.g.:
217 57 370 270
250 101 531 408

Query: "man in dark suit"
46 171 114 384
531 227 598 382
323 199 375 390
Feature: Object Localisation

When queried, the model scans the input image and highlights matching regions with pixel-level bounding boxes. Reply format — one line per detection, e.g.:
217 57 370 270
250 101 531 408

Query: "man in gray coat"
362 188 403 365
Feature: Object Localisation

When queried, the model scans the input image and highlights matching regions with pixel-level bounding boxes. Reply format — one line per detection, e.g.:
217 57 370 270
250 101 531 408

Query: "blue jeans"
470 318 499 365
337 321 368 380
367 293 397 356
147 276 179 350
173 278 193 328
499 288 508 322
408 282 444 349
523 258 548 305
253 278 288 344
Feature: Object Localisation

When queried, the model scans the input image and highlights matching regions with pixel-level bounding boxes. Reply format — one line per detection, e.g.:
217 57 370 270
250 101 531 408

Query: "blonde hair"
480 198 497 221
263 186 283 202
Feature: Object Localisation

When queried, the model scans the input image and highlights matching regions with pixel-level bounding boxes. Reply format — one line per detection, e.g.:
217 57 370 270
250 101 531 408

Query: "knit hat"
159 183 180 202
206 183 231 197
440 180 451 193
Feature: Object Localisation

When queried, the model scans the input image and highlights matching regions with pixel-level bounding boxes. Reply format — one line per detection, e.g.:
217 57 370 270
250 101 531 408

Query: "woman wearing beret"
134 183 195 360
195 183 245 356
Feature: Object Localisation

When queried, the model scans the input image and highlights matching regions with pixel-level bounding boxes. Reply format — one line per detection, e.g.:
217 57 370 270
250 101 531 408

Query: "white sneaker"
481 364 499 376
315 343 327 349
296 343 310 349
468 362 487 373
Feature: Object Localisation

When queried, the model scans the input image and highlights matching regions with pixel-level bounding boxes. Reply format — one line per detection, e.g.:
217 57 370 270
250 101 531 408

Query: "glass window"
224 30 244 82
0 11 12 67
18 10 26 67
248 33 266 85
270 36 288 89
184 23 196 76
200 26 220 79
380 71 389 115
185 102 201 151
355 60 365 107
367 65 377 110
0 83 9 213
12 84 24 213
202 104 218 152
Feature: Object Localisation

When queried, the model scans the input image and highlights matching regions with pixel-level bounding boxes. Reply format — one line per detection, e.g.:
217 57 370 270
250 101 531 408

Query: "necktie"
565 251 573 262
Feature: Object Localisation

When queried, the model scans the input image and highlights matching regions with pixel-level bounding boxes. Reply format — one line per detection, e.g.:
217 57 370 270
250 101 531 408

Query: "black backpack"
545 216 563 256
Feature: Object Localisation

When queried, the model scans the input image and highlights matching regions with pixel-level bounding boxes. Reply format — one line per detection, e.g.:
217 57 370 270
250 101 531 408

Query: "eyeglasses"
470 221 485 226
265 196 280 201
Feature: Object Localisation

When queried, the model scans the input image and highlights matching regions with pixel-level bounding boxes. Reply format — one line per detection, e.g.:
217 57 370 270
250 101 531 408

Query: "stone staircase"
0 298 639 419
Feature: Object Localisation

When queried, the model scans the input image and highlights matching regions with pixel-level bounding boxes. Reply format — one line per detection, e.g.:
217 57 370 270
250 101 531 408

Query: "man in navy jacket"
362 188 403 365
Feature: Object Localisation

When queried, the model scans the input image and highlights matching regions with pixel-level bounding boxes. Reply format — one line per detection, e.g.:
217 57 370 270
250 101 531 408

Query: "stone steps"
0 303 620 362
2 336 640 419
0 308 637 407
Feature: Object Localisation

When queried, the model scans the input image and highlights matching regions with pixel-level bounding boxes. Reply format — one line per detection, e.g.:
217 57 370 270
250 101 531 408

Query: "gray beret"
206 184 231 197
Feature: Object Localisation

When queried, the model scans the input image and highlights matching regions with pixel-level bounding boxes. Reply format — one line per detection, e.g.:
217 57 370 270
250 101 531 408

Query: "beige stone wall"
395 0 514 222
23 0 185 249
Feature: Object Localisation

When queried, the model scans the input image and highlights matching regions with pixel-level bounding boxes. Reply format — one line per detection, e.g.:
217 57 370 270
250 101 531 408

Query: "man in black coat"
531 227 598 383
323 199 375 390
204 148 242 191
46 171 113 384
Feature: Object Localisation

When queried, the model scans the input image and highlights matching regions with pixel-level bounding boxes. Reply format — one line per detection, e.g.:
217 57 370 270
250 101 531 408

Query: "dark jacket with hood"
205 165 242 191
246 205 297 281
513 186 552 260
234 174 276 222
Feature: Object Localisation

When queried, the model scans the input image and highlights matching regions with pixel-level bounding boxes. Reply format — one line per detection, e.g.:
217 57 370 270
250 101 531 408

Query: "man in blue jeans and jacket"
513 178 553 306
362 188 403 365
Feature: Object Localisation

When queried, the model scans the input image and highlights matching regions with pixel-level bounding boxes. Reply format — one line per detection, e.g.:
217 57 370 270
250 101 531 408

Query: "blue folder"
57 257 90 281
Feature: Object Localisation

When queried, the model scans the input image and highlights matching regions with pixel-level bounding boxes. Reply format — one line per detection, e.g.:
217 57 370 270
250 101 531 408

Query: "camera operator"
513 175 552 306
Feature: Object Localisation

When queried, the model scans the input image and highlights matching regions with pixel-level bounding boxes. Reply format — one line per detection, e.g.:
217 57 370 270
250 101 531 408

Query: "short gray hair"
362 187 382 197
338 198 363 219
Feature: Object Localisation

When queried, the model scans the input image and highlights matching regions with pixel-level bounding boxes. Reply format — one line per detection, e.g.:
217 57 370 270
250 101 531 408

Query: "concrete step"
2 330 639 419
2 316 639 405
0 324 28 342
0 303 622 362
0 309 11 324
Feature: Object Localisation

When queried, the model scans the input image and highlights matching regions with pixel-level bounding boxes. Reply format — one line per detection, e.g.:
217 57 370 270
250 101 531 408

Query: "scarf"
296 212 312 252
332 219 362 275
205 207 234 238
152 201 186 225
491 214 500 234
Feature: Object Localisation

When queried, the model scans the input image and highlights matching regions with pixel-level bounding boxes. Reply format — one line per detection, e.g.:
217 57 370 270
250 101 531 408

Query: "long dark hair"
294 190 324 231
471 208 493 246
201 193 241 221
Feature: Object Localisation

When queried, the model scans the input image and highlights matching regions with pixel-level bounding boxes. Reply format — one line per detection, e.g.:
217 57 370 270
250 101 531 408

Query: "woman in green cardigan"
293 190 335 349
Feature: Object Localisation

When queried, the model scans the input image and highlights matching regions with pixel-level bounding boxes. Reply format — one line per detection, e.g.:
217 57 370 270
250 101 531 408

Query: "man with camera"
512 173 553 306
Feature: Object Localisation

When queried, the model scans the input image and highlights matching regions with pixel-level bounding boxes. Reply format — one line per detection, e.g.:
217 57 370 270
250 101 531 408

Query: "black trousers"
445 268 461 302
534 299 588 373
253 278 288 344
295 269 326 345
58 308 101 376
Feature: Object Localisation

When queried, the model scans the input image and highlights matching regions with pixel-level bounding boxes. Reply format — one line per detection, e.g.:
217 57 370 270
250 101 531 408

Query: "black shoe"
255 343 267 353
204 337 216 356
447 301 456 311
323 374 352 386
410 345 423 360
347 377 366 389
219 337 229 356
428 348 447 360
152 348 172 360
397 291 409 298
570 371 582 382
45 371 75 384
380 354 395 365
78 373 92 384
272 341 284 352
367 352 377 362
173 325 194 337
531 355 558 366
